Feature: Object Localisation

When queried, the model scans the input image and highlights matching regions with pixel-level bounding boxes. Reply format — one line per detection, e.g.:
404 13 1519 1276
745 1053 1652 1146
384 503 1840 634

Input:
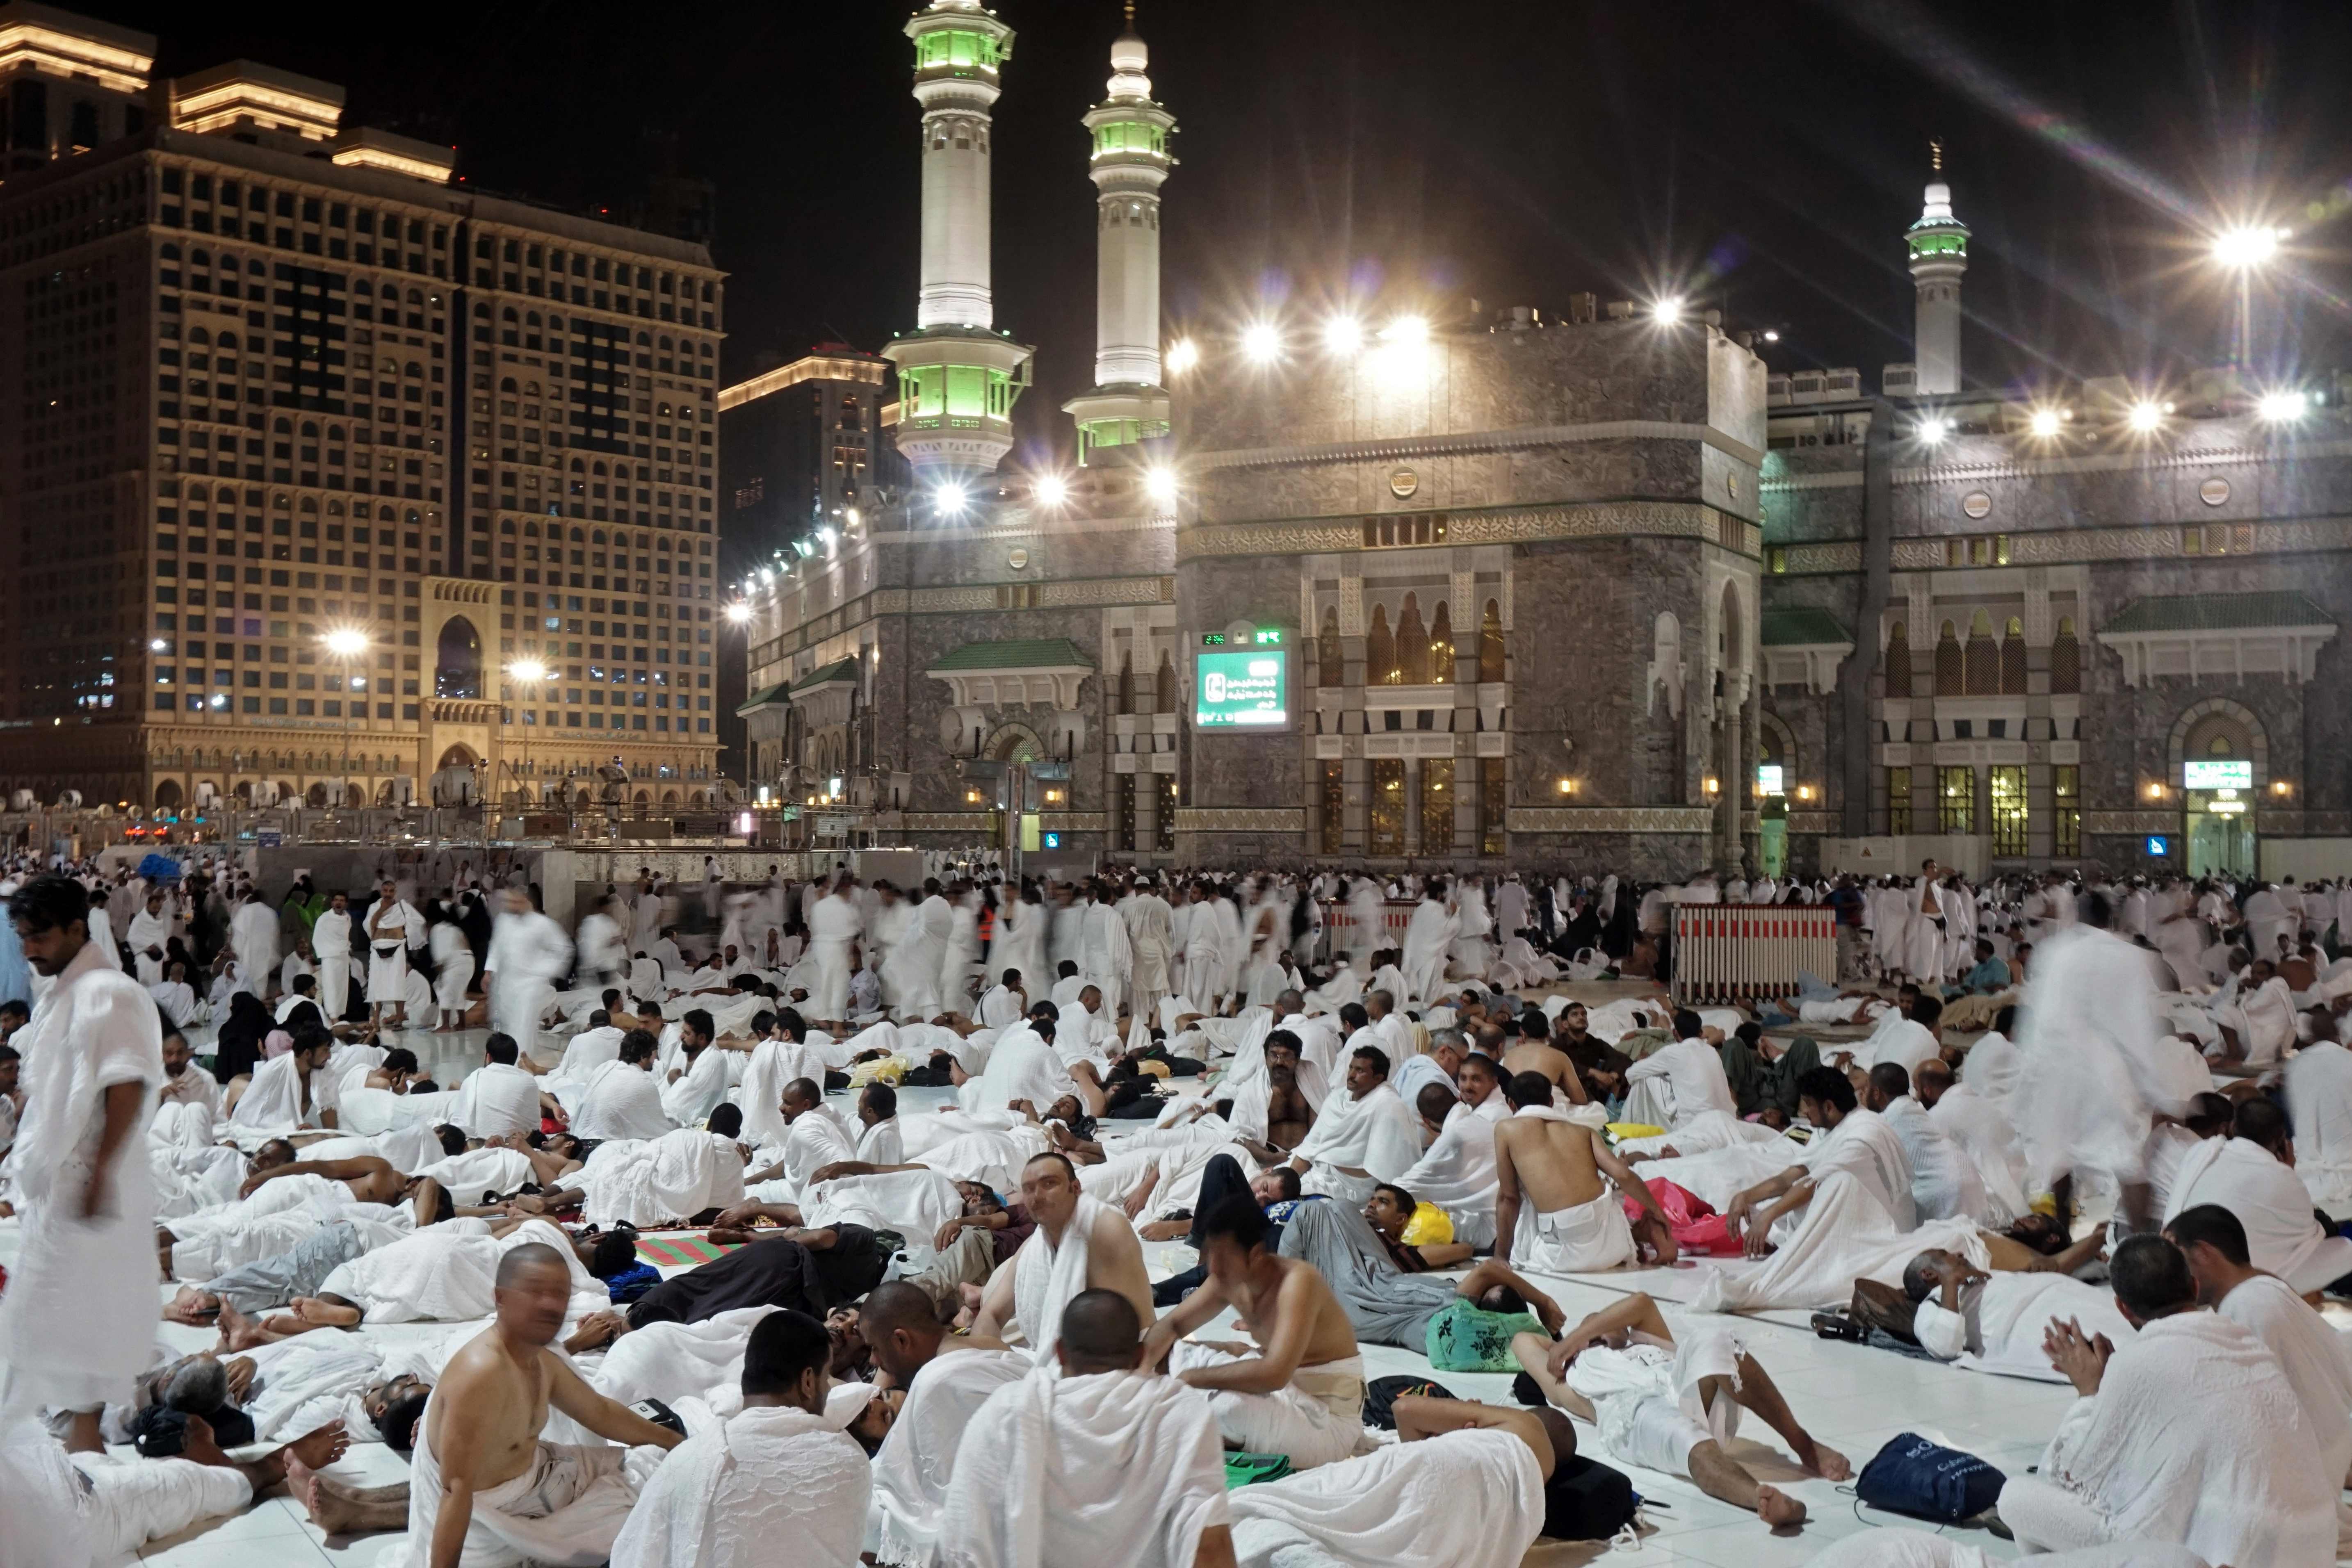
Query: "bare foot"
287 1419 350 1472
1756 1485 1807 1529
289 1296 359 1326
179 1414 230 1469
217 1299 263 1349
289 1455 381 1534
165 1288 221 1325
1795 1436 1850 1481
707 1226 753 1246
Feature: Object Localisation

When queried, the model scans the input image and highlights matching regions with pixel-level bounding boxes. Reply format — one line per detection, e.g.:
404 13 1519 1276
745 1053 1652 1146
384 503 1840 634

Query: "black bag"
1855 1431 2006 1522
627 1398 687 1437
1362 1373 1455 1430
1540 1454 1640 1541
131 1402 256 1456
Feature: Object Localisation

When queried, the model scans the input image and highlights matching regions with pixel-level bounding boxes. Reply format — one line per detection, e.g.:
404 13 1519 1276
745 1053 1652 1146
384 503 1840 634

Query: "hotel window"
1320 761 1345 855
1369 759 1405 855
1420 759 1455 852
1480 758 1506 856
1886 766 1912 834
2054 765 2081 858
1989 765 2029 857
1938 765 1975 834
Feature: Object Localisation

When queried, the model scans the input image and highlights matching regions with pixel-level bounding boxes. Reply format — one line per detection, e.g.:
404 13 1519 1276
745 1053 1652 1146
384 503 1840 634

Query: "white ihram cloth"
1010 1196 1114 1355
231 899 279 998
413 1146 534 1199
1168 1341 1373 1469
2015 925 2159 1189
1690 1170 1987 1313
227 1050 318 1130
857 1115 903 1165
2012 1311 2334 1568
662 1045 735 1128
611 1394 872 1568
958 1025 1076 1117
1400 897 1458 1008
869 1348 1032 1565
1959 1029 2023 1103
808 893 862 1022
2285 1038 2352 1206
0 937 164 1411
1612 1108 1783 1159
2161 1135 2352 1293
2218 1272 2352 1491
447 1060 543 1140
556 1025 625 1080
936 1366 1230 1568
487 907 573 1056
432 920 477 1012
402 1385 657 1568
737 1036 829 1148
125 907 173 985
363 897 423 1003
312 907 354 1018
1558 1317 1747 1476
1621 1035 1736 1128
1925 1083 2031 1226
1864 1019 1943 1079
572 1060 675 1142
1227 1426 1543 1568
764 1110 857 1203
1397 1100 1500 1248
1799 1105 1917 1230
318 1216 605 1323
1880 1094 1988 1223
1291 1081 1421 1203
1911 1272 2137 1382
804 1169 964 1265
581 1129 746 1228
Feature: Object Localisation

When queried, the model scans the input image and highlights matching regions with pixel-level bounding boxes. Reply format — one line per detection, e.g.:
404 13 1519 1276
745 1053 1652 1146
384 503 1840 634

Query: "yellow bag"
847 1055 908 1087
1400 1201 1454 1247
1136 1058 1171 1079
1606 1122 1665 1142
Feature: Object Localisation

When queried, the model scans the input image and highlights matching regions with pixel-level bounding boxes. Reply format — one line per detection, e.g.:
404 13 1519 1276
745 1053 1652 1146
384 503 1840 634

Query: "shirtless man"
1143 1194 1371 1468
1510 1291 1848 1529
1494 1070 1677 1271
419 1244 682 1568
1501 1023 1589 1107
237 1151 442 1214
972 1151 1155 1340
1259 1035 1316 1148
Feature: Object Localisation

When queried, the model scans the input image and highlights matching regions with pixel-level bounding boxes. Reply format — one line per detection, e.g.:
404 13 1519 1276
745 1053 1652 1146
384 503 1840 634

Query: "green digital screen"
1195 650 1287 728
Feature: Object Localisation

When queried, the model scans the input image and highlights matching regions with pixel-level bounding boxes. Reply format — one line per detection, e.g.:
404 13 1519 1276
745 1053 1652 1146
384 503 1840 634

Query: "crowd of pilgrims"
1 846 2351 1567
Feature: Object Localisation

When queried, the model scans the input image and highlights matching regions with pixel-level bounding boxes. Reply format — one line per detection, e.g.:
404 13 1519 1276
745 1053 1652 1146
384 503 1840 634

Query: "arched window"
2001 616 2028 694
1428 601 1455 684
1478 600 1505 683
2049 616 2080 693
1934 620 1963 694
1367 604 1397 685
1116 653 1134 716
1319 606 1343 688
1395 593 1430 684
1964 609 1999 694
1884 621 1912 697
1154 651 1176 711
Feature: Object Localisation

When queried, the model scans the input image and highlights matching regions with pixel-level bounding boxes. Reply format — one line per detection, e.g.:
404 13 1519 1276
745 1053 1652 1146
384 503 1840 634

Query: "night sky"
110 0 2352 465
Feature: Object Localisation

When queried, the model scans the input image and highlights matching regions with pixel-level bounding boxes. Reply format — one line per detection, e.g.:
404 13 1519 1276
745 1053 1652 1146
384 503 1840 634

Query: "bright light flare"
1241 321 1283 364
508 659 547 684
1916 416 1952 444
323 629 368 657
933 482 969 515
1652 297 1685 325
149 638 167 651
1031 473 1069 508
2258 389 2309 423
1163 337 1199 375
2211 226 2282 270
1321 316 1363 355
723 603 752 625
2028 408 2063 439
1144 467 1179 504
1379 314 1428 345
2126 400 2165 433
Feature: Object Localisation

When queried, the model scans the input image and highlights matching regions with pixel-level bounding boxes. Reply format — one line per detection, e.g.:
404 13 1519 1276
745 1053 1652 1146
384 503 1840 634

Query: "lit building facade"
0 5 726 813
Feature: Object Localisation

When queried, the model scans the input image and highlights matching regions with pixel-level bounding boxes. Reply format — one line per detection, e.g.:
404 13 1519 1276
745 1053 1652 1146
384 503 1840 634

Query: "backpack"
1362 1373 1456 1429
1540 1454 1640 1540
1855 1432 2006 1522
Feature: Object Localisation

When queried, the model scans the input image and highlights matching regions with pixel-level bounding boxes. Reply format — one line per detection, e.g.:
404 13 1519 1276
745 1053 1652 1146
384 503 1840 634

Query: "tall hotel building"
0 3 726 812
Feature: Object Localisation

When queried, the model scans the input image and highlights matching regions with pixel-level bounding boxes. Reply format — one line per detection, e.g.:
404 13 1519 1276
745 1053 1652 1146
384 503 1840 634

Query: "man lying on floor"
1510 1290 1850 1530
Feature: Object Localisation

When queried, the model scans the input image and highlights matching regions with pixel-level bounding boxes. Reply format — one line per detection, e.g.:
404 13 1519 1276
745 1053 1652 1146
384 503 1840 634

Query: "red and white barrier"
1672 903 1836 1004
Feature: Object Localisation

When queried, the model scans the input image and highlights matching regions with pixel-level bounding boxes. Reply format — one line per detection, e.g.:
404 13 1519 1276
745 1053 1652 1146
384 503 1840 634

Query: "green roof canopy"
789 657 862 693
735 683 788 716
1760 606 1852 646
2099 593 2334 635
928 637 1095 672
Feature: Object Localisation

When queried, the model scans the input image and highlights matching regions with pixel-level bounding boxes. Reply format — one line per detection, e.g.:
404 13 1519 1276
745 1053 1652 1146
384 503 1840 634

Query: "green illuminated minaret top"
1906 141 1967 395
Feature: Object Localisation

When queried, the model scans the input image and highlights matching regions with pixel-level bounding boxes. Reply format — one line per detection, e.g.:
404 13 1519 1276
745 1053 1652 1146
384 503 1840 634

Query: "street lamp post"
507 659 546 816
323 629 368 816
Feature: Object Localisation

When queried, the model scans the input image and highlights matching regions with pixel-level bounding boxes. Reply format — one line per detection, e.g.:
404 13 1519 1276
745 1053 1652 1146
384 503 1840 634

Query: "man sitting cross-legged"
1493 1069 1679 1272
1143 1195 1376 1470
407 1242 685 1568
940 1288 1237 1568
609 1308 879 1568
969 1149 1156 1351
1510 1290 1850 1530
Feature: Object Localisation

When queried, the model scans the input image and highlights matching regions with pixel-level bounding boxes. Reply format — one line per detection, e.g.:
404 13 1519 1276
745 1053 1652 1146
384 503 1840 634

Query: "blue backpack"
1855 1432 2006 1522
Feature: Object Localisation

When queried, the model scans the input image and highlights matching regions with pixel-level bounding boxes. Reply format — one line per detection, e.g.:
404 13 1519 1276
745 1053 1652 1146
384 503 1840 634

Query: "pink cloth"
263 1030 294 1058
1622 1176 1740 1256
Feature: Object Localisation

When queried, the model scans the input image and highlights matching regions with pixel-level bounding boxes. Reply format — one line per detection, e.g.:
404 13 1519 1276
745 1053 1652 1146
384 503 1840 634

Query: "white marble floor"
16 1026 2339 1568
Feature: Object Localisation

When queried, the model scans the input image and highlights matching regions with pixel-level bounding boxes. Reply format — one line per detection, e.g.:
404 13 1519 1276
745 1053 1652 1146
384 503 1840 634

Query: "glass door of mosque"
2183 756 2256 880
1754 761 1787 879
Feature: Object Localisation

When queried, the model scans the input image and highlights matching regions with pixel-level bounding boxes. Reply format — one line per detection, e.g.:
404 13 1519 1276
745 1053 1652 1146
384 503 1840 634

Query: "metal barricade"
1671 903 1837 1004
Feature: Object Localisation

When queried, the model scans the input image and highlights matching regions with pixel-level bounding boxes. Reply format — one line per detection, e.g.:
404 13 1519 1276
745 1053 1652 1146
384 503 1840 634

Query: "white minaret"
884 1 1033 475
1906 142 1968 396
1063 5 1177 464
